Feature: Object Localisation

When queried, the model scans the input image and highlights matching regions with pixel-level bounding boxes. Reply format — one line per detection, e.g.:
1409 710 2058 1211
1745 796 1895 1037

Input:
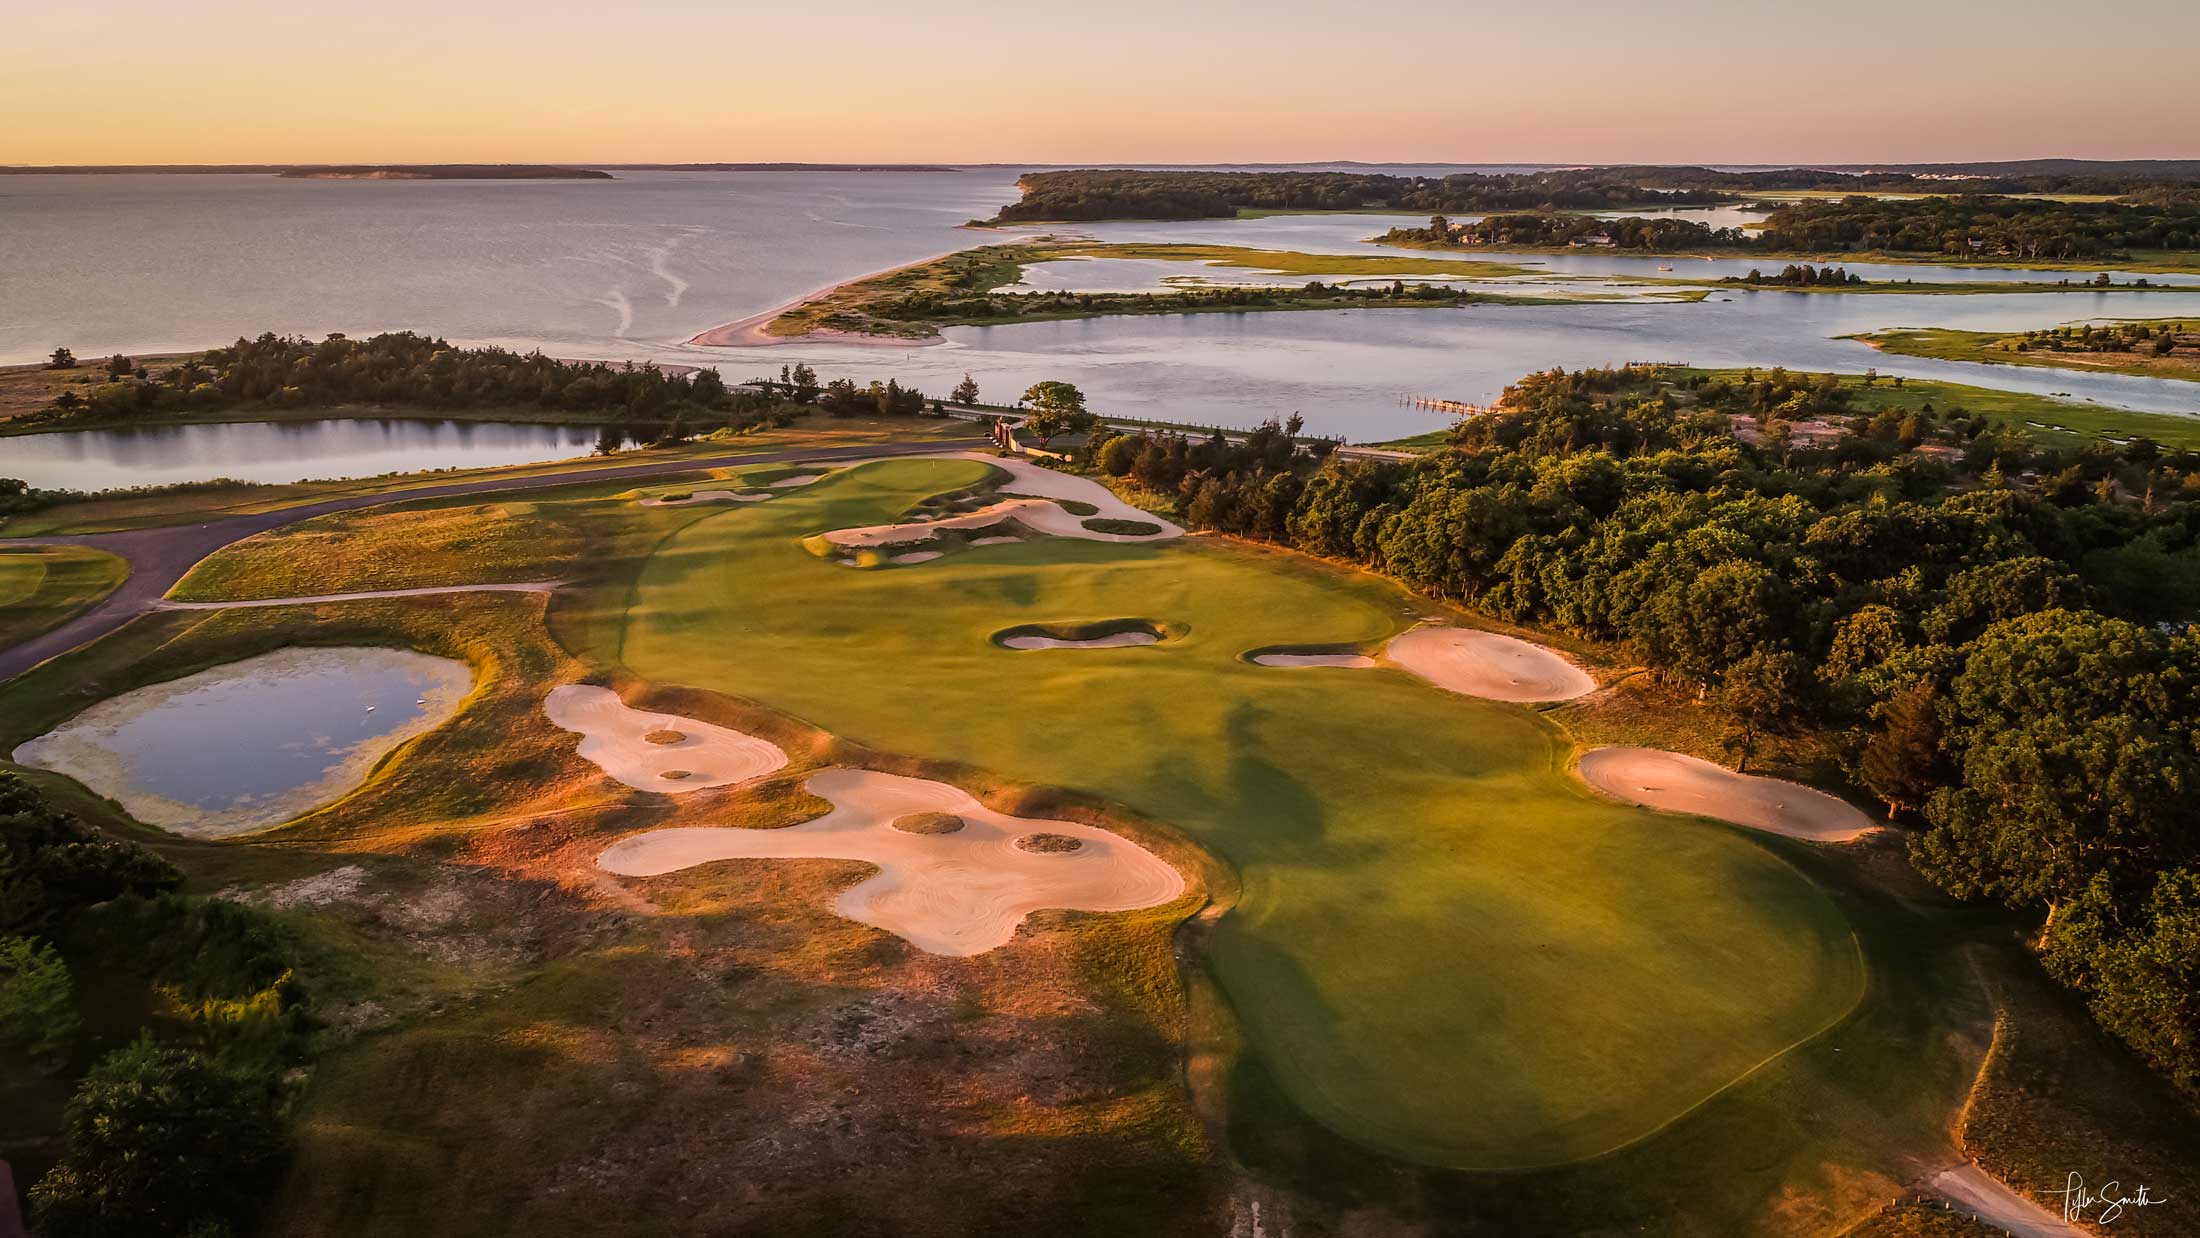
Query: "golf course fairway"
611 458 1866 1168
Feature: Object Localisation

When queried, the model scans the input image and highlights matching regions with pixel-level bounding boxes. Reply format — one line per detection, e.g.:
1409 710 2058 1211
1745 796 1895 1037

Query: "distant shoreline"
0 162 959 176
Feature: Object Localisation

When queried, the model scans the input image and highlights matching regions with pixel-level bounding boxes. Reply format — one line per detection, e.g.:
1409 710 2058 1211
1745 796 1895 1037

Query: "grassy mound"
891 811 966 835
0 545 127 650
1082 517 1164 536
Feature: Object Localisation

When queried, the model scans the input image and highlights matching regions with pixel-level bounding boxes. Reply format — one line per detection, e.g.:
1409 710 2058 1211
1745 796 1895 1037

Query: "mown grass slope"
610 457 1865 1168
0 544 127 649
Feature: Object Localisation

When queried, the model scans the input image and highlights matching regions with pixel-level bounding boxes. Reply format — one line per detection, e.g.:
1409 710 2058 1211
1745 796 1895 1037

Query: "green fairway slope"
0 544 127 651
611 458 1865 1168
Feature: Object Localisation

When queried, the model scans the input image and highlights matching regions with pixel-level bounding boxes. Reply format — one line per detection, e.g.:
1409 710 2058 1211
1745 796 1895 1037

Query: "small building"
1570 233 1616 248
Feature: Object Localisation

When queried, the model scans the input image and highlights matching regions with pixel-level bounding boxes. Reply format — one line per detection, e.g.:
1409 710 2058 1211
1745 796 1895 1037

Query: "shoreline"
686 246 981 349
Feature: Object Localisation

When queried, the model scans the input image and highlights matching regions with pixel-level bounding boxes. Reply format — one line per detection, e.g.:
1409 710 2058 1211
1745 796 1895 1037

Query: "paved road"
0 437 982 683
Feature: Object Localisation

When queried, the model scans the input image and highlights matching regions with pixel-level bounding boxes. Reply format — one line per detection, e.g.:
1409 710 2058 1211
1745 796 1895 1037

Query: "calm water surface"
7 174 2200 459
3 418 624 490
10 647 472 836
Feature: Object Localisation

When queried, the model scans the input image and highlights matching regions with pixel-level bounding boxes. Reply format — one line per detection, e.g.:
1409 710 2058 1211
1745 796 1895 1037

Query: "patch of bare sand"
597 767 1184 956
1929 1164 2090 1238
544 685 787 793
1386 626 1596 702
1000 630 1160 650
1576 747 1877 842
1250 652 1377 668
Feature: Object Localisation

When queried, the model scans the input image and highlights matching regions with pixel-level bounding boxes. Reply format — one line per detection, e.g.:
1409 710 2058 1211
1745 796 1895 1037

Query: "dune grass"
0 543 128 649
603 456 1865 1169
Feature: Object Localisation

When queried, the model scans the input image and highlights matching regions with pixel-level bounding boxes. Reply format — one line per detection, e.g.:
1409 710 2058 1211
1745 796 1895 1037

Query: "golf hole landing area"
544 684 788 791
596 767 1185 955
1578 747 1878 842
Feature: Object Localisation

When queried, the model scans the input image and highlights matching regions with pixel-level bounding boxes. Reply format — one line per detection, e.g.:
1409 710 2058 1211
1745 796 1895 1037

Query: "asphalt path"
0 437 981 682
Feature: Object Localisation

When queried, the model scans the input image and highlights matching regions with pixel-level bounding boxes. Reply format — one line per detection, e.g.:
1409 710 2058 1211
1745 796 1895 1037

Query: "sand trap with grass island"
1386 626 1597 702
1576 747 1877 842
639 489 772 507
544 684 787 791
598 767 1184 955
825 452 1183 550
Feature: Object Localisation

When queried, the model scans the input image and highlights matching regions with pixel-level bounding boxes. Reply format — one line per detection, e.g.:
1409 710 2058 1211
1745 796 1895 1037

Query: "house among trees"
1569 232 1617 247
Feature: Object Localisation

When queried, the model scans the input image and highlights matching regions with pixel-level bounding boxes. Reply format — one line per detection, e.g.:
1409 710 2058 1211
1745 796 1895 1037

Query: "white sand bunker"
1386 626 1596 702
825 451 1183 549
639 489 772 507
597 767 1185 955
768 473 826 488
890 550 943 565
998 621 1163 650
1249 650 1378 668
544 684 787 792
1577 747 1877 843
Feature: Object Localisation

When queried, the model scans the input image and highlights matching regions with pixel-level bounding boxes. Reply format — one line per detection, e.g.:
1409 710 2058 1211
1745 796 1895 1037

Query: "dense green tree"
1718 650 1813 770
1 772 181 933
30 1039 286 1238
47 346 77 370
951 373 980 405
0 934 79 1057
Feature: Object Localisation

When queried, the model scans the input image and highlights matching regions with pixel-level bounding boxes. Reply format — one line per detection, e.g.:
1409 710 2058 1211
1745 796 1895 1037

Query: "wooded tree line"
2 774 308 1237
1086 366 2200 1092
859 279 1484 328
991 167 2200 224
991 169 1727 222
31 332 762 427
1382 213 1745 250
1756 195 2200 258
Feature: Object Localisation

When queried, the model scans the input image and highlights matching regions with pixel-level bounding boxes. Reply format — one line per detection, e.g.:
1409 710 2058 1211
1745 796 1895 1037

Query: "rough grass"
0 544 127 649
606 456 1866 1169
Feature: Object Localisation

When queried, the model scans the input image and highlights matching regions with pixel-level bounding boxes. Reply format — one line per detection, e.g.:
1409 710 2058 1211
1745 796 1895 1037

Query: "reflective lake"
10 646 472 837
3 418 625 491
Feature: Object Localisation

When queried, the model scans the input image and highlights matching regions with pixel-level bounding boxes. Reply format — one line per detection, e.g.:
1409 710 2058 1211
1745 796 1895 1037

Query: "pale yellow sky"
7 0 2196 166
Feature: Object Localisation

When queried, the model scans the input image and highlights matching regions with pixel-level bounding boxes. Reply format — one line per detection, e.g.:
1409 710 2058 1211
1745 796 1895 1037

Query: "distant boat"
1657 265 1674 271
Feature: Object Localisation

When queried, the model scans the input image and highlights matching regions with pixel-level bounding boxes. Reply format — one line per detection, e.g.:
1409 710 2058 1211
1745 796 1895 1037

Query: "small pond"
11 646 472 836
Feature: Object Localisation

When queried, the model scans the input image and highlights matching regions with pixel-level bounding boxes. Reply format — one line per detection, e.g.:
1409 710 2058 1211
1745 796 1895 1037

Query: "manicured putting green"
0 545 128 651
613 459 1864 1168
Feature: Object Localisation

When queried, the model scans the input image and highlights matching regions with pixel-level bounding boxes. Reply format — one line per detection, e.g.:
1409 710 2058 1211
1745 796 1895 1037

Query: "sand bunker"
597 767 1184 955
768 473 826 488
1386 626 1596 702
890 551 943 565
543 684 787 792
1576 747 1877 843
1249 650 1379 668
997 621 1164 650
1002 631 1160 650
639 489 771 507
825 452 1183 549
12 647 471 837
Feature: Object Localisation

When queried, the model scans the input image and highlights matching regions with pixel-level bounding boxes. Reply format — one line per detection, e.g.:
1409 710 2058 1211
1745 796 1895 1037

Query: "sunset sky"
9 0 2197 166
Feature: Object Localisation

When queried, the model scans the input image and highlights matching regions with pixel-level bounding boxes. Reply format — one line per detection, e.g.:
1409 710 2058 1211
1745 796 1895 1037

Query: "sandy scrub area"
11 647 471 837
824 452 1183 550
1929 1165 2090 1238
1250 651 1379 668
543 684 787 792
597 766 1184 955
1385 626 1597 702
154 581 561 609
1000 630 1161 650
1576 747 1877 843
